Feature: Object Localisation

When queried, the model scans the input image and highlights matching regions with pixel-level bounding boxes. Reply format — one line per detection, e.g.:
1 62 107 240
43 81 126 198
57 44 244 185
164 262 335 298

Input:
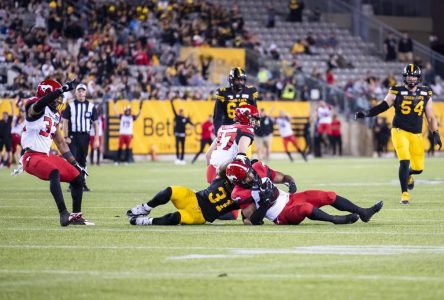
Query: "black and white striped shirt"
62 100 98 134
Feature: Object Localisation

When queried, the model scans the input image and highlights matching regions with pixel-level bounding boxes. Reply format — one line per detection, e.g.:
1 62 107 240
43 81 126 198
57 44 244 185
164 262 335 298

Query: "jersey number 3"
401 100 424 116
39 116 53 137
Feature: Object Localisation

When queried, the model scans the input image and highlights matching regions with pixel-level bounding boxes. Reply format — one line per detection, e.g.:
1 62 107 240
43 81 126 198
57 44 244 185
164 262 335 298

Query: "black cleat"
70 216 95 225
407 176 414 190
60 212 82 226
359 201 384 223
83 185 91 192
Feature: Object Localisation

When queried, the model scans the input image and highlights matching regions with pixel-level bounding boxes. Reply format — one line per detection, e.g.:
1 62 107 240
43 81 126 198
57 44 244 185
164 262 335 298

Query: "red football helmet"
36 79 62 98
234 104 260 128
226 159 253 186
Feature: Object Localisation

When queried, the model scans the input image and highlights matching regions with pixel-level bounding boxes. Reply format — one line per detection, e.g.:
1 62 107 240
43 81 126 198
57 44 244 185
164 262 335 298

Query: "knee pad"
71 174 84 188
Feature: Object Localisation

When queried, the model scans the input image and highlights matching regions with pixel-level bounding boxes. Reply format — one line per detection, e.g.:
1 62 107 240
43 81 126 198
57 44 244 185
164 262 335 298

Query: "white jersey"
275 117 293 138
119 114 135 135
21 98 61 154
11 117 25 135
210 123 254 168
251 188 289 222
90 116 103 137
317 105 332 124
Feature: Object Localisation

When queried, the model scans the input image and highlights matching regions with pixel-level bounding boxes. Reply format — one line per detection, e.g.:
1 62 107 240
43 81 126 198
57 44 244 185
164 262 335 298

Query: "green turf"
1 157 444 300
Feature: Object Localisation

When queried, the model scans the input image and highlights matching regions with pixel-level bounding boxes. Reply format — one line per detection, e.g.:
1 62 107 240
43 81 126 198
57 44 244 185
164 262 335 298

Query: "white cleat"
126 203 150 217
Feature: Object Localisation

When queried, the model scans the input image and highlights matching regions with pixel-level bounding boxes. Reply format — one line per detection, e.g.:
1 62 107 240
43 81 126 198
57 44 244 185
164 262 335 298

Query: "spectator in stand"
326 68 334 85
373 117 391 158
191 115 214 164
325 33 338 48
423 62 436 86
383 33 397 61
382 72 397 89
288 0 304 23
398 32 413 62
291 39 305 56
269 43 280 60
266 5 276 28
329 114 342 156
255 108 274 161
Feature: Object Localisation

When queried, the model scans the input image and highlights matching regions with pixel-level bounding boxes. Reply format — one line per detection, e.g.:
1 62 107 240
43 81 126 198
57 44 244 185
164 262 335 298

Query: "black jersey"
213 85 259 133
389 85 432 134
196 176 239 222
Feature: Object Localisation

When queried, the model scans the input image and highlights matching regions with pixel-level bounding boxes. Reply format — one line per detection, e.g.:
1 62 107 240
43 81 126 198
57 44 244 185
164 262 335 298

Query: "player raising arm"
355 64 441 204
21 79 93 226
226 160 383 226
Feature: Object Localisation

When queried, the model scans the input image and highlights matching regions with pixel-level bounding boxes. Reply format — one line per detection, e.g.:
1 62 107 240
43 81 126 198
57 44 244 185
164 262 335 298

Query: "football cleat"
70 216 95 226
400 192 409 204
129 216 153 226
359 201 384 223
126 203 150 217
60 212 83 226
407 175 414 190
334 213 359 225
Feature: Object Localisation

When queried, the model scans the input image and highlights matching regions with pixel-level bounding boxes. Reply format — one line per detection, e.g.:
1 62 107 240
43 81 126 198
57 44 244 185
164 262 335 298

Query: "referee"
62 83 99 191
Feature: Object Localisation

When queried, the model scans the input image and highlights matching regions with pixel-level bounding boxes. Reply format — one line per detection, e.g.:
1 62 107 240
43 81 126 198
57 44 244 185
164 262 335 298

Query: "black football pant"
175 136 185 160
68 133 90 168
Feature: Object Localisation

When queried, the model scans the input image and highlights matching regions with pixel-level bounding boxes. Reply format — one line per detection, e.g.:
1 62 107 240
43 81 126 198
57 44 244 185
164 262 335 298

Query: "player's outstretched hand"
286 181 297 194
61 79 77 93
433 130 442 150
354 111 367 120
73 161 89 177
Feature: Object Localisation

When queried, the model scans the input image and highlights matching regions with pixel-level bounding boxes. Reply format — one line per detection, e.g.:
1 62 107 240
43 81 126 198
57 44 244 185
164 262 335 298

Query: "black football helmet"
228 67 246 91
402 64 421 89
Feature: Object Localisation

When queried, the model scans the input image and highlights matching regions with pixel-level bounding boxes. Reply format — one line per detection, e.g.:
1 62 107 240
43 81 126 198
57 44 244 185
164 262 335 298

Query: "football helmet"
36 79 63 111
228 67 246 91
226 159 254 187
234 104 260 128
402 64 421 89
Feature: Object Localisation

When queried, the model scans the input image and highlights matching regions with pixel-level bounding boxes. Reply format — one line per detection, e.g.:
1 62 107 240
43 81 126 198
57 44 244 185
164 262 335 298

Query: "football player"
226 160 383 226
20 79 94 226
355 64 442 204
213 67 259 134
126 167 238 225
205 104 260 183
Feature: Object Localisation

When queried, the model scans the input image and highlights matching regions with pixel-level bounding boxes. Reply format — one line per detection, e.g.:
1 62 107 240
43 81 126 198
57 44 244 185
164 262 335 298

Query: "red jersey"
201 120 214 140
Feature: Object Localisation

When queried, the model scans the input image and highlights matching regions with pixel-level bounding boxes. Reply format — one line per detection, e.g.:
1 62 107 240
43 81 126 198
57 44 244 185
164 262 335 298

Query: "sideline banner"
179 47 245 84
107 100 310 155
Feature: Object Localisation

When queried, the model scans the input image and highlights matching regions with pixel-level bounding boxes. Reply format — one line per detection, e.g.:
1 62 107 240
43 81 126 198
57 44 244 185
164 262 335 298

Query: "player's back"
196 176 238 222
210 123 254 167
390 85 432 133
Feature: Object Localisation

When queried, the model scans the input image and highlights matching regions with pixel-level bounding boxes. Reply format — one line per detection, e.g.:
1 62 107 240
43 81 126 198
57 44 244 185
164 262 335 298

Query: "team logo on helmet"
234 104 260 128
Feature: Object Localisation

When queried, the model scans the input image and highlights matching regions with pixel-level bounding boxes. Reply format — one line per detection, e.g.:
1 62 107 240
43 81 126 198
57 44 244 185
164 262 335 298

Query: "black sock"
147 187 172 208
116 148 122 162
90 150 93 165
399 160 410 193
332 195 363 214
97 150 101 165
152 212 181 225
308 207 336 223
286 151 293 161
71 175 84 213
125 148 130 162
49 170 67 214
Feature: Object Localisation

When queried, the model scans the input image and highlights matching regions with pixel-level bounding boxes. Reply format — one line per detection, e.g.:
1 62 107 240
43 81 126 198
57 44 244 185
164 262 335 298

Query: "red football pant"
276 190 337 225
22 151 80 182
89 136 103 150
282 135 300 152
206 164 217 184
118 134 132 149
317 123 331 135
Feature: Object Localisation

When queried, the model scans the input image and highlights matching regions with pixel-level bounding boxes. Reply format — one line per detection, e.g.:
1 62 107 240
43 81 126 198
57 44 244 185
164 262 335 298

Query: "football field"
1 157 444 300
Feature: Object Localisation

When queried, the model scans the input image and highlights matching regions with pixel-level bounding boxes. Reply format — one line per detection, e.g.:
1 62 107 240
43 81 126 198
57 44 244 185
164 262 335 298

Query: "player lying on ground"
225 160 383 225
126 170 239 225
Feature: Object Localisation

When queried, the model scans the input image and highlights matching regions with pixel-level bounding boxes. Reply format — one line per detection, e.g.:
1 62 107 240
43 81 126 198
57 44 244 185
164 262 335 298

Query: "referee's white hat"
76 83 87 91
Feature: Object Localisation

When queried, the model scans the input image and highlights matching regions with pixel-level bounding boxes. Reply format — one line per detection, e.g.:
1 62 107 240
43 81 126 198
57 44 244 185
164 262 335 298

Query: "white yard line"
0 269 443 283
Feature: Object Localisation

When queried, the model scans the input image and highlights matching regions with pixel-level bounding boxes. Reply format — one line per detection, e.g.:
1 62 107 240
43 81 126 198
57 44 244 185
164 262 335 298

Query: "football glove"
60 79 77 93
73 161 89 177
433 130 442 150
354 111 367 120
285 181 297 194
235 153 251 166
259 178 274 202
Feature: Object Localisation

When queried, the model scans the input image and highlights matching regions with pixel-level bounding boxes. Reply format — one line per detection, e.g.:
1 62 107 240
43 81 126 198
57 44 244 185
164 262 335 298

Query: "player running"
20 79 93 226
226 160 383 226
355 64 441 204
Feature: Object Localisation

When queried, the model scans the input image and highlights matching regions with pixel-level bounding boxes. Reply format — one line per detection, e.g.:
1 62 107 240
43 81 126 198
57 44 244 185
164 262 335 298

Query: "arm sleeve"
61 104 71 119
170 100 177 116
213 89 225 133
249 203 268 225
366 101 390 117
34 89 63 113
